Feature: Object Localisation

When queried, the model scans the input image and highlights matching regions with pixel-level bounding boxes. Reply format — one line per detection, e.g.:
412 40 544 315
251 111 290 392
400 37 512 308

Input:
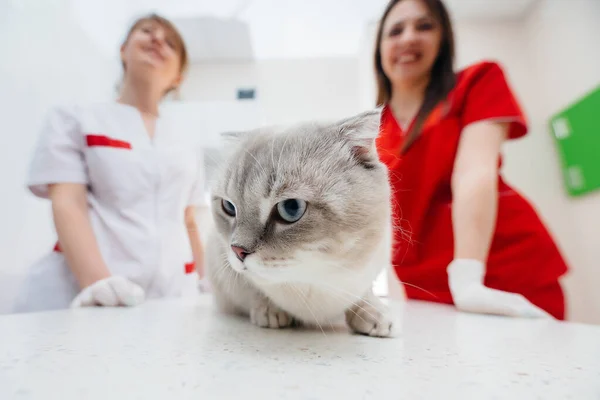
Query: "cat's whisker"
233 267 240 292
276 131 291 175
287 284 327 337
294 286 329 337
314 283 380 323
203 151 222 166
397 280 439 300
314 286 373 327
242 149 268 179
300 284 338 333
324 261 437 300
212 265 224 282
270 135 277 171
346 307 369 328
269 259 387 312
286 263 381 310
212 261 227 282
318 291 373 323
317 262 379 286
292 272 378 313
213 255 231 282
223 263 236 295
324 305 338 333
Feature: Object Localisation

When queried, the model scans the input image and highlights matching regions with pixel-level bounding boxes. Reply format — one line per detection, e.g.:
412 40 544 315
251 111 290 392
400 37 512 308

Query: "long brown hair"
374 0 456 152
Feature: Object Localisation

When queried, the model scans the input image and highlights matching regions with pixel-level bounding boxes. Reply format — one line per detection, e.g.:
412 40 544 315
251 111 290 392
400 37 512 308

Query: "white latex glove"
70 276 145 308
447 259 552 319
197 277 211 293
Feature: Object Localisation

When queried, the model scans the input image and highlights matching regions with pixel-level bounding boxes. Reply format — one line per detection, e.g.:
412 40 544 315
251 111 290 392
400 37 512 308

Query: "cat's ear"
219 130 256 150
220 131 248 145
218 130 252 161
336 108 382 167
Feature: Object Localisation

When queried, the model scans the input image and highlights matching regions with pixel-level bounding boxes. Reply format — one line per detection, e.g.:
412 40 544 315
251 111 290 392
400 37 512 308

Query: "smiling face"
210 111 391 285
120 15 187 95
379 0 443 87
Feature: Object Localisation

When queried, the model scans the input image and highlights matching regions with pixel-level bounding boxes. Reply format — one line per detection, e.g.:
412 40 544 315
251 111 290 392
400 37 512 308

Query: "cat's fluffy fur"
205 109 399 337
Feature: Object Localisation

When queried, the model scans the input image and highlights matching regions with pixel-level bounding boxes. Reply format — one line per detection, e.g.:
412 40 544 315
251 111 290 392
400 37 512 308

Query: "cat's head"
210 109 391 285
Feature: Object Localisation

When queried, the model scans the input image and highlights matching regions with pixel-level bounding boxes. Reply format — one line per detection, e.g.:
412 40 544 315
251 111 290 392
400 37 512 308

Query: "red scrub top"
376 61 569 319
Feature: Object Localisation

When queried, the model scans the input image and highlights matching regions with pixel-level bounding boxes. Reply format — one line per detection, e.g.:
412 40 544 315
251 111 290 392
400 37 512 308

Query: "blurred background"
0 0 598 323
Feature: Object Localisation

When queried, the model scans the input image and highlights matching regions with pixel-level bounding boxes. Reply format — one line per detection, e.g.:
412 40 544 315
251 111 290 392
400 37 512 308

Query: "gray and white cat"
205 109 399 338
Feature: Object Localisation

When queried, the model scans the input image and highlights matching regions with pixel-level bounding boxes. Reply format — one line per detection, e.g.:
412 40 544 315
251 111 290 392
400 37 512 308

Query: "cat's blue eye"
221 199 236 217
276 199 307 223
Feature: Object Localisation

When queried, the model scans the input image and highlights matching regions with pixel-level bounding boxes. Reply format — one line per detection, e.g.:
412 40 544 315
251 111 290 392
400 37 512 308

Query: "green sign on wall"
549 83 600 197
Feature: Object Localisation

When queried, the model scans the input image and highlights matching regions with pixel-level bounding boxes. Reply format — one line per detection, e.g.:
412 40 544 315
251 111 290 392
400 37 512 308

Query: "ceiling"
71 0 538 63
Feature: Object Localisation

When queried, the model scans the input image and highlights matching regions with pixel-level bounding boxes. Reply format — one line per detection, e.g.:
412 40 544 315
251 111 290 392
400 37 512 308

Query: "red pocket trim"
185 262 196 274
86 134 132 149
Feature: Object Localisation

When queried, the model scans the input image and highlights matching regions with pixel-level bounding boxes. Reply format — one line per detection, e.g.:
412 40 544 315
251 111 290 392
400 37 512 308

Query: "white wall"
0 0 120 311
359 1 600 323
455 17 596 324
456 0 600 324
523 0 600 323
358 23 378 111
180 58 362 126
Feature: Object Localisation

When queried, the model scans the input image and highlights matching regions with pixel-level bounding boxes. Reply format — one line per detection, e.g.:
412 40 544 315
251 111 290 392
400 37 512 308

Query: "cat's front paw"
250 301 293 329
345 297 399 338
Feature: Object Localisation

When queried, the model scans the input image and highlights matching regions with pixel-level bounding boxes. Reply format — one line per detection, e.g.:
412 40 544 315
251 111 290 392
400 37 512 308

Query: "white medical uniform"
13 102 205 313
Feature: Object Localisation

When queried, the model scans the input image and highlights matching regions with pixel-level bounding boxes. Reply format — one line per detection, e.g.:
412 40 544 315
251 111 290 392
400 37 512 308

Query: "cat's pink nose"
231 245 252 262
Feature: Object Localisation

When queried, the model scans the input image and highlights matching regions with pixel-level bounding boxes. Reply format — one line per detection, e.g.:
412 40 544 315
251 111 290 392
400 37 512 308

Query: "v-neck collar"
114 102 161 145
385 101 445 138
387 103 417 136
378 101 446 166
383 104 414 139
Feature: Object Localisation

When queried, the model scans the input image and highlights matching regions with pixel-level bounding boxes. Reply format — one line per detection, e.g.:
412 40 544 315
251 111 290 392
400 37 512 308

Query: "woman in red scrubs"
374 0 569 319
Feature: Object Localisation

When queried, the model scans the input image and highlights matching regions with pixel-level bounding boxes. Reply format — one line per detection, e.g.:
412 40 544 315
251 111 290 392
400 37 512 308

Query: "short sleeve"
187 146 207 207
27 105 89 198
460 61 528 139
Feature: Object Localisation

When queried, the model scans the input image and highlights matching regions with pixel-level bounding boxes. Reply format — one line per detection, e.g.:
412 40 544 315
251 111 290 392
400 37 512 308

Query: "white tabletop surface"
1 295 599 399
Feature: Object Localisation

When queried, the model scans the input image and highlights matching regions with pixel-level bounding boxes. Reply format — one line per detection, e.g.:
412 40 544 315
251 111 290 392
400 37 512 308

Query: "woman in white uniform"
14 14 205 312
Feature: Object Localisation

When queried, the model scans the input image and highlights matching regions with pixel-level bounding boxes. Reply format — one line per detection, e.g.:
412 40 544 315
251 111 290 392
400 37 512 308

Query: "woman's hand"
70 276 145 308
197 277 211 293
447 259 551 318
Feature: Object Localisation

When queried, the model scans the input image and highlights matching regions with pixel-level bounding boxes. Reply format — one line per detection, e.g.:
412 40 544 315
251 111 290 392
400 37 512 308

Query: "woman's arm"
451 121 508 261
49 183 111 289
448 120 551 318
185 206 204 277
